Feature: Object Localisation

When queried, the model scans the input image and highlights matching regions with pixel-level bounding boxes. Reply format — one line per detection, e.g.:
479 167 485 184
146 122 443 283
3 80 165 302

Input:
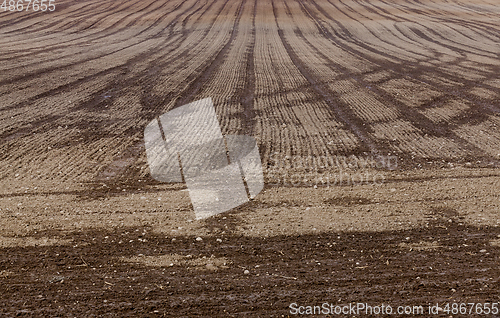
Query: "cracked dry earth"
1 0 500 316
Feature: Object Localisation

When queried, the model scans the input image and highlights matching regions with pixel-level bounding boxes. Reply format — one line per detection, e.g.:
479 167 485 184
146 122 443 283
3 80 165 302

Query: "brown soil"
1 0 500 316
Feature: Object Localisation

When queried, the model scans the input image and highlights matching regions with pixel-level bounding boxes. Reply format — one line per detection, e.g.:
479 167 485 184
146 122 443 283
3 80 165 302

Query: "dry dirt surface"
1 0 500 316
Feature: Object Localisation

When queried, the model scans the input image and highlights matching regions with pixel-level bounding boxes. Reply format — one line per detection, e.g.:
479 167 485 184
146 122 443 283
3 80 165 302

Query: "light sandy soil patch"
490 238 500 247
121 254 230 271
398 241 443 251
0 236 72 248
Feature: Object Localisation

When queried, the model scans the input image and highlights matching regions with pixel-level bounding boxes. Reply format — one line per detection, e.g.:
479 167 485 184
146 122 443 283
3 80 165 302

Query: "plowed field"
1 0 500 316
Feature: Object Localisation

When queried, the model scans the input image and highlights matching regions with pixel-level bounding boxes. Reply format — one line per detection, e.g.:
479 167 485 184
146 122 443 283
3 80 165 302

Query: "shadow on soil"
1 208 500 317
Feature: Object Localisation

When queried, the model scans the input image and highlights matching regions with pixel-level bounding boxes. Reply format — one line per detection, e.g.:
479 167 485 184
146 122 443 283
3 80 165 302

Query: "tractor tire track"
272 0 379 155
